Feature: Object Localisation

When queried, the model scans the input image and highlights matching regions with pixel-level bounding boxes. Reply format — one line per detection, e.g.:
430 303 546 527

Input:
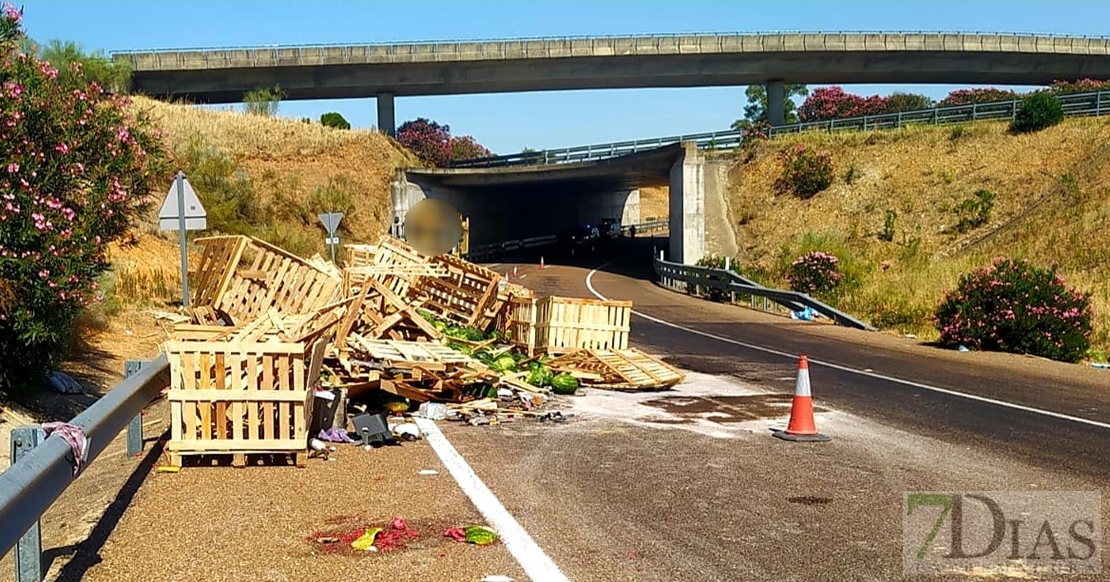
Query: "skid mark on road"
585 264 1110 432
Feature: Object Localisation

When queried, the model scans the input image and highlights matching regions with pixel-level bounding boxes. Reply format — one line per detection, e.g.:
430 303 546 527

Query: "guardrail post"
125 359 152 457
12 425 46 582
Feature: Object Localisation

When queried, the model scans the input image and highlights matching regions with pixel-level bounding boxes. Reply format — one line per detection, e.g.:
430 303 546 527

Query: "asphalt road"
460 237 1110 581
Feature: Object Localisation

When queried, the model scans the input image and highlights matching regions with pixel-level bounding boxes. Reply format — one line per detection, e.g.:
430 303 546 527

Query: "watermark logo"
904 491 1101 576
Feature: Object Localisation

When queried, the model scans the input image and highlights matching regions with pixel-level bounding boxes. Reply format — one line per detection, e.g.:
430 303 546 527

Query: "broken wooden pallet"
547 348 685 391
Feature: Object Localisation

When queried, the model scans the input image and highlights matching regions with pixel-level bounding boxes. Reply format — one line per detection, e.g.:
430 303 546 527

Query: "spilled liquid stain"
642 394 827 424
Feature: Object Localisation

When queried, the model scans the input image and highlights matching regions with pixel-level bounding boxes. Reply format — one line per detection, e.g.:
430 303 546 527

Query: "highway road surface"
463 238 1110 581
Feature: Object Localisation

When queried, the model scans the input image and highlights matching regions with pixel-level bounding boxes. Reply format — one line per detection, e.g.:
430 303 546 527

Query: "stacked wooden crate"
163 236 345 468
509 295 632 356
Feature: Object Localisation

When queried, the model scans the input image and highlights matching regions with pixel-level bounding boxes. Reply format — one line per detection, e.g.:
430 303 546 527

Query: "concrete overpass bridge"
392 142 706 263
113 31 1110 135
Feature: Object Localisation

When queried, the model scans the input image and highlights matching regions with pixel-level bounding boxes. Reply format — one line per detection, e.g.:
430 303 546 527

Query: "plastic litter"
1091 362 1110 369
957 345 970 352
392 422 422 440
418 469 439 475
48 371 83 394
317 427 355 443
417 402 448 420
790 306 820 322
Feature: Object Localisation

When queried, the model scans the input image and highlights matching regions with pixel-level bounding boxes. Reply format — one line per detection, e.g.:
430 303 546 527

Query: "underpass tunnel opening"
403 177 653 249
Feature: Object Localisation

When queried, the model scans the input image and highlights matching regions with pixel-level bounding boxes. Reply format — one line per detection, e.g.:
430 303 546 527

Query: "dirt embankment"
723 117 1110 351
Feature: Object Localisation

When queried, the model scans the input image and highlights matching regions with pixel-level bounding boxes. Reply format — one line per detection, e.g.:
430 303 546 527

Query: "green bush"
1010 92 1064 134
774 145 834 199
786 251 842 296
0 7 168 395
320 112 350 130
953 189 994 233
935 258 1093 362
243 85 286 117
172 135 262 235
694 254 741 302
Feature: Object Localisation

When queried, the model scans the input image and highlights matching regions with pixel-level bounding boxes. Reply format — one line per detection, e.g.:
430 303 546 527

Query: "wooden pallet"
162 331 330 469
511 296 631 356
548 348 685 391
345 336 479 366
344 236 430 299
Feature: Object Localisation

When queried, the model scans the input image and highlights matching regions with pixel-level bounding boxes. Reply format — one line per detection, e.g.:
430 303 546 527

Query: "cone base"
772 429 831 442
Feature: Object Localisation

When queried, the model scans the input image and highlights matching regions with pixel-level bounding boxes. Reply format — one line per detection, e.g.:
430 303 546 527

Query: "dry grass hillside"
724 116 1110 355
131 96 416 252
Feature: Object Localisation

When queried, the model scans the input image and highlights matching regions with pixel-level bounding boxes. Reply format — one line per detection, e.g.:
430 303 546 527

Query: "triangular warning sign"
159 174 207 231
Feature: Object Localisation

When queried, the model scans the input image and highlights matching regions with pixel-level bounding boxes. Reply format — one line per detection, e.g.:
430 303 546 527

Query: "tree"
37 39 131 94
731 84 807 130
0 4 168 395
319 111 350 129
396 117 492 167
243 85 286 116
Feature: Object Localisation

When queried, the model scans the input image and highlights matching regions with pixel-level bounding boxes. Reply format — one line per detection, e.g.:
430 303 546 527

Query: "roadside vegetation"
718 112 1110 362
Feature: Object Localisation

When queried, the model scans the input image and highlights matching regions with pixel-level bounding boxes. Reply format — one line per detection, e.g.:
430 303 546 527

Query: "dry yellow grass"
128 96 417 250
725 116 1110 353
639 186 670 221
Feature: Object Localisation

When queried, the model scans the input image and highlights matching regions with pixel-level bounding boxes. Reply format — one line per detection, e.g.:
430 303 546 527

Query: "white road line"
414 418 570 582
585 264 1110 431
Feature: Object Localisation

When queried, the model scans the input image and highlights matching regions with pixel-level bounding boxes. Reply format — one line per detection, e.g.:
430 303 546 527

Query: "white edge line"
584 263 1110 432
414 417 571 582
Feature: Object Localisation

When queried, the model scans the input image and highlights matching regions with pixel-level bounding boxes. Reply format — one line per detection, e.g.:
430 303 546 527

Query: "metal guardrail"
0 357 169 581
652 252 873 331
463 219 669 262
110 29 1110 55
448 90 1110 168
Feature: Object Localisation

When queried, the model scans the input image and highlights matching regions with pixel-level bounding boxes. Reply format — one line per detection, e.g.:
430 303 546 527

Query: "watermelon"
550 373 578 395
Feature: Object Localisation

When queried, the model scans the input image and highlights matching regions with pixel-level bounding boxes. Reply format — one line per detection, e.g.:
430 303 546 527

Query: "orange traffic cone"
539 256 547 270
773 355 830 442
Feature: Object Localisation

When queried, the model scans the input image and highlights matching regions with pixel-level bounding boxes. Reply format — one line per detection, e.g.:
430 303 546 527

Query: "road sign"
159 175 207 231
318 212 343 236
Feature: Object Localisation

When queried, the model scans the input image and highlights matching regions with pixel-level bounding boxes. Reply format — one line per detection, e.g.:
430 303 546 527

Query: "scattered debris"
47 371 83 395
444 525 500 545
161 233 685 467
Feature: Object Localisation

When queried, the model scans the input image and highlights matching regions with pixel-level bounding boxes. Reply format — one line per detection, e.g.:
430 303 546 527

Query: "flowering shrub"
1049 79 1110 95
739 120 770 148
787 251 842 296
937 88 1023 108
796 87 934 122
774 145 834 199
935 258 1093 362
0 5 167 394
396 118 492 167
1010 91 1064 134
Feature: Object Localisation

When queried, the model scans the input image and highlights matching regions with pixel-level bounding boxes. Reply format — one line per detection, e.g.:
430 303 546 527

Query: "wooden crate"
215 237 342 324
510 296 631 355
162 336 329 468
410 253 504 329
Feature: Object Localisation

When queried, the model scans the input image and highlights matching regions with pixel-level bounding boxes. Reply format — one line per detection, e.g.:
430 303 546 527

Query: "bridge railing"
448 89 1110 168
652 252 873 331
0 357 168 582
463 219 669 262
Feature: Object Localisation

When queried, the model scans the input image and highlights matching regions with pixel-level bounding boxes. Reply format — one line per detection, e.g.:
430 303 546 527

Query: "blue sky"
18 0 1110 153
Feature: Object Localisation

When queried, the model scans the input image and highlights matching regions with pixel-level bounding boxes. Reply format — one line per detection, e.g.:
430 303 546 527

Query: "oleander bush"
0 4 168 395
934 258 1094 362
774 145 834 199
786 251 843 296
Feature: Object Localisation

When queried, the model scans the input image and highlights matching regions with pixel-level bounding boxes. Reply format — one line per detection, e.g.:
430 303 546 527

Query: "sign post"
318 212 344 263
158 171 207 308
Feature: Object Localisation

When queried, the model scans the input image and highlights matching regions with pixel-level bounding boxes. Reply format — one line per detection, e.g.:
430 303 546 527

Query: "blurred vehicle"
597 218 622 240
561 224 600 254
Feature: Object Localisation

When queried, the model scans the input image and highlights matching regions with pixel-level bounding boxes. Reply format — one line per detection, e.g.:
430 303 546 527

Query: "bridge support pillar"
766 80 785 126
668 142 705 264
377 93 396 137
